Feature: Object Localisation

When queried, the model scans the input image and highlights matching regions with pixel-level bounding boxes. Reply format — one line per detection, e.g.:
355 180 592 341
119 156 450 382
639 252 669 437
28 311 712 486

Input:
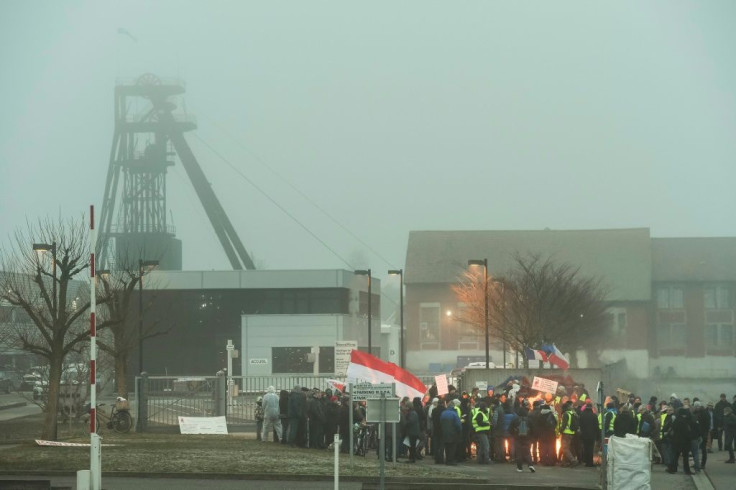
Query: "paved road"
704 448 736 490
0 394 40 422
0 476 361 489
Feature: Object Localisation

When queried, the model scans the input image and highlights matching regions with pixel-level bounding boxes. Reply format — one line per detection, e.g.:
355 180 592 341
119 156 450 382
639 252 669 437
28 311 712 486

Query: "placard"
531 376 559 395
178 416 228 435
334 340 358 376
434 374 449 396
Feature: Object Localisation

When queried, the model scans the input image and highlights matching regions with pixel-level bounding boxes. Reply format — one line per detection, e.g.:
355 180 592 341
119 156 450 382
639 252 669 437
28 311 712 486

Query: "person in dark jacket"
724 406 736 463
537 403 558 466
510 400 535 472
324 395 340 449
580 402 598 467
308 390 326 449
714 393 730 451
338 396 350 453
404 403 421 463
287 385 305 446
431 399 446 464
440 400 463 466
412 397 426 459
613 405 637 437
667 407 693 474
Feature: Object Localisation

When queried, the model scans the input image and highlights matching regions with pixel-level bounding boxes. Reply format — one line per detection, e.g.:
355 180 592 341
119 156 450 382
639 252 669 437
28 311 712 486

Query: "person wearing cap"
724 406 736 463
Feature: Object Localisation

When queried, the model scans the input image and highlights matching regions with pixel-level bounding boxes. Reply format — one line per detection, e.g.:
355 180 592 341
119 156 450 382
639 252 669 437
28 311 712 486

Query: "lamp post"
138 259 159 374
33 241 57 317
354 269 372 355
468 259 489 368
388 269 404 368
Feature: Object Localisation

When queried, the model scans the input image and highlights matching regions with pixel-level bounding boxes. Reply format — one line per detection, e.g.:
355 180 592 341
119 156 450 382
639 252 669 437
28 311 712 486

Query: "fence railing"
135 374 437 431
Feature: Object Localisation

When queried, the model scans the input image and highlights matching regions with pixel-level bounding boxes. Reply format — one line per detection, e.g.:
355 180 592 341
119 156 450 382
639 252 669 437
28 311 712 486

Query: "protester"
440 399 463 466
668 407 693 475
559 401 579 467
261 386 282 442
715 393 730 451
579 402 598 467
724 406 736 463
472 401 491 464
510 399 535 473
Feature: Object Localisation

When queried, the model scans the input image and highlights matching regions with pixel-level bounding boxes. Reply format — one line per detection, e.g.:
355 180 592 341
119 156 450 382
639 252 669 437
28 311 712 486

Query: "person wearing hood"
440 399 463 466
431 398 446 464
510 399 535 473
613 405 637 437
262 386 282 442
667 407 693 474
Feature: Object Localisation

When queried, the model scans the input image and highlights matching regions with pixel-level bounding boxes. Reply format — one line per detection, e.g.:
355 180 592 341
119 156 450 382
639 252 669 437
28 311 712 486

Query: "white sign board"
532 376 559 395
178 416 228 435
476 381 488 392
435 374 449 396
249 359 268 365
366 398 401 423
334 340 358 376
352 383 394 401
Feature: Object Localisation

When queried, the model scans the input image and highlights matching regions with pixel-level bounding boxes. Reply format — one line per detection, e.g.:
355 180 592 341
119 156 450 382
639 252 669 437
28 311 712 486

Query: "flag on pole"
524 347 548 362
541 343 570 370
326 379 346 393
346 350 427 399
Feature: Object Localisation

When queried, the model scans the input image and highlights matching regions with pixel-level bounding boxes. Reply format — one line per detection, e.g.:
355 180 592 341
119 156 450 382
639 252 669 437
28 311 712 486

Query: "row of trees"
452 254 610 368
0 217 162 440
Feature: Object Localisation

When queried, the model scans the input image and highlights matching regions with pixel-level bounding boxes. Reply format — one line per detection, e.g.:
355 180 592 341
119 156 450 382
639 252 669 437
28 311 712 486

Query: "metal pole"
349 383 353 466
392 422 397 463
334 433 340 490
379 394 386 490
367 270 372 355
399 270 404 368
88 206 101 490
484 259 489 369
226 340 234 413
138 259 143 374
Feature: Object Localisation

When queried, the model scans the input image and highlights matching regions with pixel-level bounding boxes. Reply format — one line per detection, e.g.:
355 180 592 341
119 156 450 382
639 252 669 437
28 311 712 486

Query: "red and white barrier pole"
89 205 101 490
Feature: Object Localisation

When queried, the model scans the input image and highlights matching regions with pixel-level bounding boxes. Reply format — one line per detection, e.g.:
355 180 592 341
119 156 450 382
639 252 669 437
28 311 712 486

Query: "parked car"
0 371 22 394
19 373 41 391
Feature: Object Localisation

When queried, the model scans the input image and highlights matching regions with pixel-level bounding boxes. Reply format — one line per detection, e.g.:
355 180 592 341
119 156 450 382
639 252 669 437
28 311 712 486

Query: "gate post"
137 373 149 432
214 372 227 417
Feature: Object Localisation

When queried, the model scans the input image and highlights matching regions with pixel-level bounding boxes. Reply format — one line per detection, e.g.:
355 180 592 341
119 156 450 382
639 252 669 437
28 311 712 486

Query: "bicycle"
77 399 133 434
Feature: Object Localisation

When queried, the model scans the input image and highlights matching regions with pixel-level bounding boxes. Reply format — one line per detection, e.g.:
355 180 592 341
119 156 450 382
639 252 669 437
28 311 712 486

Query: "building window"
706 324 735 348
657 287 684 309
704 286 730 309
657 323 687 349
272 346 335 374
607 307 627 337
419 303 440 342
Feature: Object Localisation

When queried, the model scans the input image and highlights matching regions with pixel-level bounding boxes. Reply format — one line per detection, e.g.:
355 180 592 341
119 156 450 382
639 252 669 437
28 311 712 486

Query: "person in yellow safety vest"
559 401 579 467
472 402 491 464
598 402 618 438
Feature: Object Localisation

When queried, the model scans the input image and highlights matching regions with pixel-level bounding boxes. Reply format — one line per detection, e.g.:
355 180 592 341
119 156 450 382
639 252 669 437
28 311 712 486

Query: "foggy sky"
2 1 735 280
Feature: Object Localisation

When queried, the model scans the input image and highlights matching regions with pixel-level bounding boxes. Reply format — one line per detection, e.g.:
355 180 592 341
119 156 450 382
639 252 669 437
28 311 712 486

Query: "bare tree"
0 217 94 440
454 254 609 368
95 267 169 398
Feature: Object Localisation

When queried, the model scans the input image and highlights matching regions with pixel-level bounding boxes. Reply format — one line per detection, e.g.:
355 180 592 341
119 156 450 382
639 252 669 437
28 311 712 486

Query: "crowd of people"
251 382 736 476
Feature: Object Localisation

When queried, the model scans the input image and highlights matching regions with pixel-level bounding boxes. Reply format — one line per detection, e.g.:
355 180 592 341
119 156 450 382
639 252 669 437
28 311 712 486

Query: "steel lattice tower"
98 73 255 270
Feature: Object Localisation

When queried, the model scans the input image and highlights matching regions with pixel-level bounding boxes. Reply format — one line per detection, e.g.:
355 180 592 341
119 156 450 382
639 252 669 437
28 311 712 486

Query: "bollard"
76 470 90 490
214 373 227 417
90 433 101 490
334 433 340 490
137 373 149 432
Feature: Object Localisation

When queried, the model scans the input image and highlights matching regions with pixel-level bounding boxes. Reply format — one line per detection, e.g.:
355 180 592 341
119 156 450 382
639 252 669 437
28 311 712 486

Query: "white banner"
531 376 559 394
178 416 228 435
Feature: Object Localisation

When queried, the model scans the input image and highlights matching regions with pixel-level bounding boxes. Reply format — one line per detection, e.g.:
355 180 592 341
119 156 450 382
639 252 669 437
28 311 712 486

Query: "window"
706 324 735 348
419 303 440 342
657 323 687 349
272 346 335 374
657 287 684 309
704 286 730 309
607 307 627 336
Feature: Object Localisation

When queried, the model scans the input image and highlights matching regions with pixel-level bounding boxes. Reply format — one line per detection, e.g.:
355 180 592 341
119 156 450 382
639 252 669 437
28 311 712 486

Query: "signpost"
334 341 357 377
352 383 393 401
365 391 399 490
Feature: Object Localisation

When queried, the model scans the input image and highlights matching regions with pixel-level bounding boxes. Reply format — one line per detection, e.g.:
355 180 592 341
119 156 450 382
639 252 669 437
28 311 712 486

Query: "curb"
0 402 27 412
696 469 716 490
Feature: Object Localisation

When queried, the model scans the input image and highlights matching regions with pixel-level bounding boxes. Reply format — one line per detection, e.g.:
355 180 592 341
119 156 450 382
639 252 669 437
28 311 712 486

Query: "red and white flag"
326 379 346 393
346 350 427 400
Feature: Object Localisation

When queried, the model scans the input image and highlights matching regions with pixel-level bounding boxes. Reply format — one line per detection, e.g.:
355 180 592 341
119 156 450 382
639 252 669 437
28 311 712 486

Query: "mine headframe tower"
98 73 255 271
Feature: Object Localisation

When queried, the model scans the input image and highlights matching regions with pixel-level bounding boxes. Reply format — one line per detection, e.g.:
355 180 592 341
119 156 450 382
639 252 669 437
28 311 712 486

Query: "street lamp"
468 259 489 369
354 269 372 355
388 269 404 368
33 242 57 316
138 259 159 374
